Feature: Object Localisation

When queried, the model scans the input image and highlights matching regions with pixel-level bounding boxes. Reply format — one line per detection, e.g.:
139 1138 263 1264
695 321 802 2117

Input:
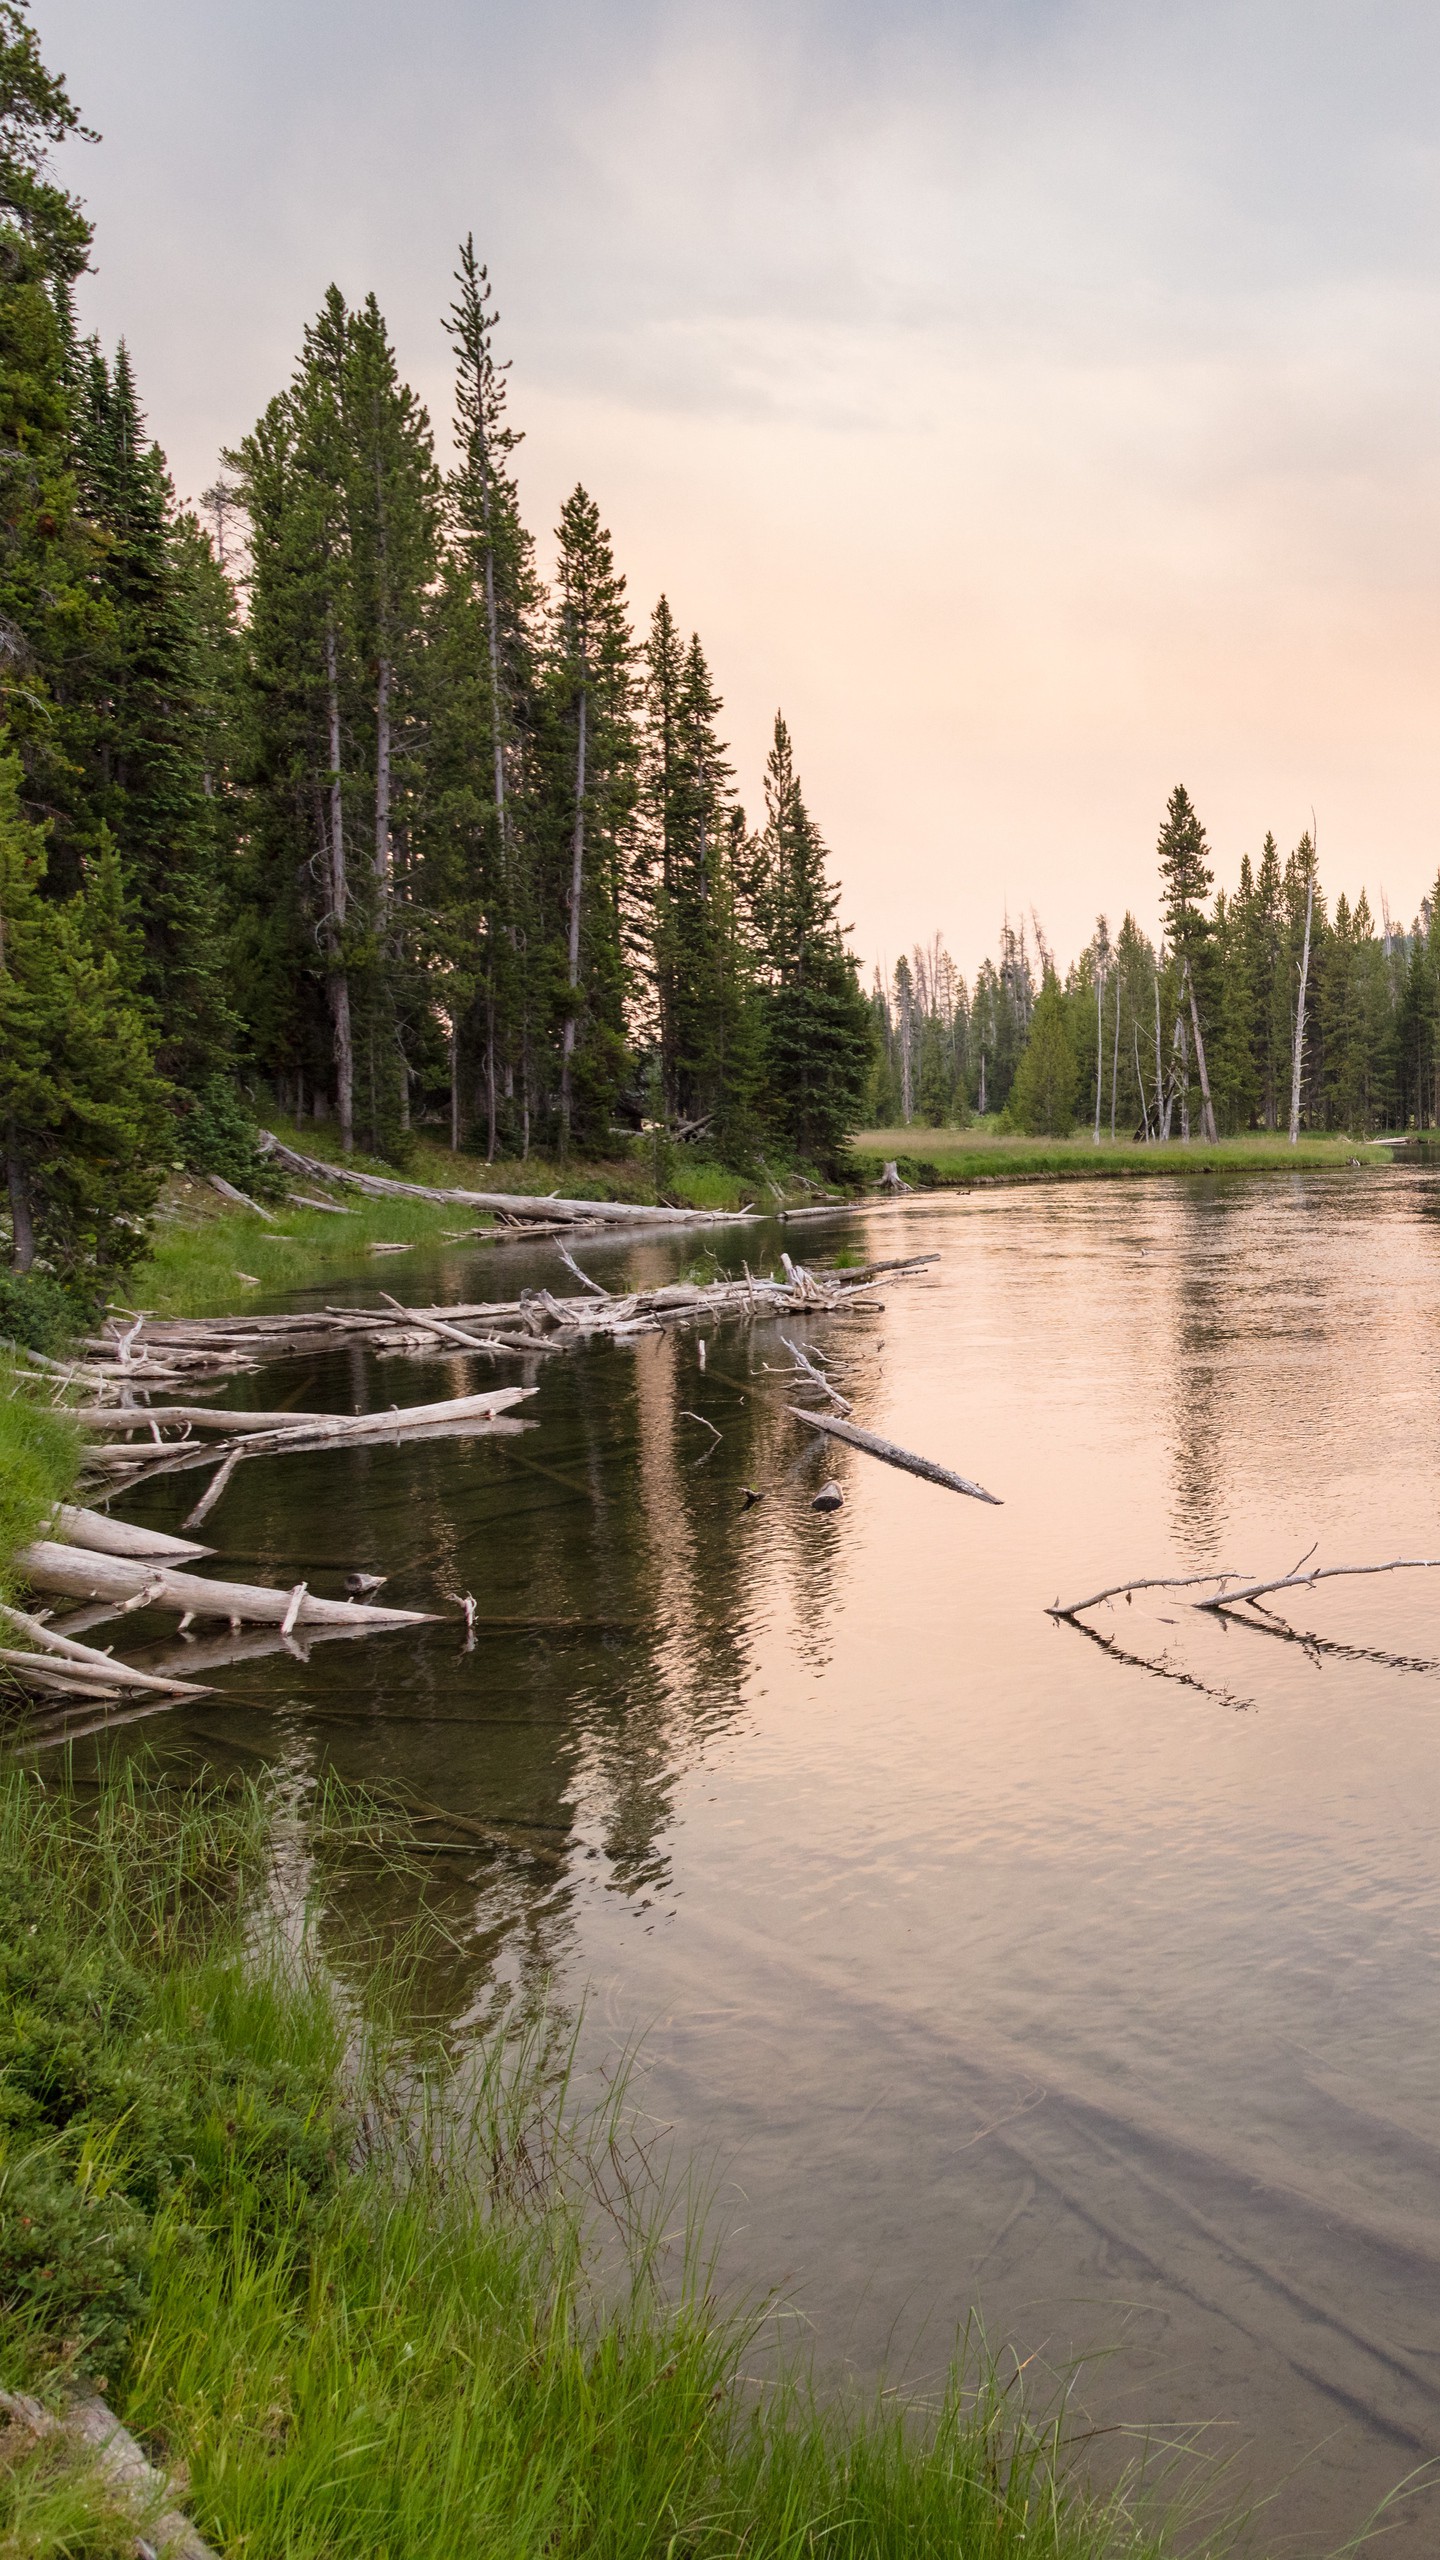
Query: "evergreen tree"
437 240 538 1156
72 339 233 1085
750 714 873 1162
545 487 637 1156
1009 972 1077 1136
1155 784 1218 1140
0 754 166 1278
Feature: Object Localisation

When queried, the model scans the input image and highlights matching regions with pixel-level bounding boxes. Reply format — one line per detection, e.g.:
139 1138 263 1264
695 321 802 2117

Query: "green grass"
0 1761 1216 2560
853 1127 1389 1185
0 1364 78 1604
130 1123 766 1319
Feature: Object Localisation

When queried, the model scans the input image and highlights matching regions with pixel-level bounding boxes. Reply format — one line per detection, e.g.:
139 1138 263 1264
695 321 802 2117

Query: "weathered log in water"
51 1503 213 1562
784 1406 1003 1505
15 1541 439 1629
0 1602 211 1697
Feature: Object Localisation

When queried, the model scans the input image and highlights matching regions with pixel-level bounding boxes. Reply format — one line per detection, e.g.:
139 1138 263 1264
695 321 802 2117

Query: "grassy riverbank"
0 1762 1205 2560
129 1123 768 1319
852 1127 1390 1186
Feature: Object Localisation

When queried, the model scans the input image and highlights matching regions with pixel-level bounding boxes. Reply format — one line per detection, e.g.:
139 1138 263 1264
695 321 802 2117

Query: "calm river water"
118 1169 1440 2555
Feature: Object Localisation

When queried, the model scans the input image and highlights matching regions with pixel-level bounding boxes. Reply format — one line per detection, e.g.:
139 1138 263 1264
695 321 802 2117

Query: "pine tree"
71 339 234 1085
1009 972 1077 1135
0 2 112 855
438 240 538 1155
750 714 873 1162
545 486 637 1156
1155 784 1218 1140
0 753 166 1278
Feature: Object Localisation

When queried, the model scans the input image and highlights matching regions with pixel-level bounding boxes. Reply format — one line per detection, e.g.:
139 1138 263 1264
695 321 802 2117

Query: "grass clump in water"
0 1760 1207 2558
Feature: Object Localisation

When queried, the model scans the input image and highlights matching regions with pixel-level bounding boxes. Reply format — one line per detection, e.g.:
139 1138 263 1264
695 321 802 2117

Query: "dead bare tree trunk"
323 608 354 1154
1153 968 1166 1142
1133 1026 1151 1140
1289 859 1315 1146
559 681 588 1157
1093 961 1105 1143
1185 960 1219 1142
1110 969 1122 1140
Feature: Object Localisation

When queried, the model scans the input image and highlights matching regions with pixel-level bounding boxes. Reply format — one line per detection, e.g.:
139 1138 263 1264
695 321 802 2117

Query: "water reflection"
103 1175 1440 2555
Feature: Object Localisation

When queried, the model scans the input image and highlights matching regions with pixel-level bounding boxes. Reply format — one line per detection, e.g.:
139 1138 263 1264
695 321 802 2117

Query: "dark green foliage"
176 1075 284 1198
751 715 874 1163
1009 974 1077 1134
0 1264 81 1349
0 755 169 1279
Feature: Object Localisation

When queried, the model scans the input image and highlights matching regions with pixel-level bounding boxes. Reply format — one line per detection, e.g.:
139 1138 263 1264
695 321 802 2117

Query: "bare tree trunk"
449 1018 460 1152
6 1120 35 1272
978 1051 987 1116
1093 964 1105 1143
1110 970 1121 1140
1153 969 1165 1142
323 610 354 1154
485 993 497 1161
1185 960 1218 1142
559 683 588 1157
1133 1026 1151 1140
1289 864 1315 1145
1178 1013 1191 1140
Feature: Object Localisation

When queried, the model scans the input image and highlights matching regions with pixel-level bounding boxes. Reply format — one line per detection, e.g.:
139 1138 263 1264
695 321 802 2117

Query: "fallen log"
15 1541 439 1629
208 1172 276 1221
51 1503 213 1562
0 2386 218 2560
259 1132 756 1227
230 1384 533 1453
784 1406 1002 1505
0 1602 210 1696
74 1402 344 1435
182 1445 244 1529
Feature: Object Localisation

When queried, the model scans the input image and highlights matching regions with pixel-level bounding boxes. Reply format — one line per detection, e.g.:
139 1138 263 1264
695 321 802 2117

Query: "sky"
37 0 1440 981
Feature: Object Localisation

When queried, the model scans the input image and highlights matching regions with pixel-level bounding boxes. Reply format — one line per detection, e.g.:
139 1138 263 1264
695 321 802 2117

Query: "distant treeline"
0 2 872 1286
874 787 1430 1139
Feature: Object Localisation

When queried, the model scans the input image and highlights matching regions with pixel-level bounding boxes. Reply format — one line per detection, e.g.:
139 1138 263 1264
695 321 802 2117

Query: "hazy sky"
39 0 1440 977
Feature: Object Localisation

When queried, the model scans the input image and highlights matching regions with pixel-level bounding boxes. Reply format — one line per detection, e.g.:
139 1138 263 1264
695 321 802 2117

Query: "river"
118 1167 1440 2555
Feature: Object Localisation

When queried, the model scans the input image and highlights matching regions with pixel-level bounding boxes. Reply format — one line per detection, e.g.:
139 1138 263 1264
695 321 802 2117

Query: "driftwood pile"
1 1240 999 1734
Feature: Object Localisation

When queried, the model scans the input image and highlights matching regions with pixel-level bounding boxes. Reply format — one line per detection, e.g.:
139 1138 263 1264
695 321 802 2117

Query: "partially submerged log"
785 1406 1002 1505
52 1503 213 1562
0 1603 210 1698
15 1541 439 1629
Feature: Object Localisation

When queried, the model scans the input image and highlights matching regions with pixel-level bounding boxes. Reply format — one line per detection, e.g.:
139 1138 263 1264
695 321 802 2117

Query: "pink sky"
44 0 1440 981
